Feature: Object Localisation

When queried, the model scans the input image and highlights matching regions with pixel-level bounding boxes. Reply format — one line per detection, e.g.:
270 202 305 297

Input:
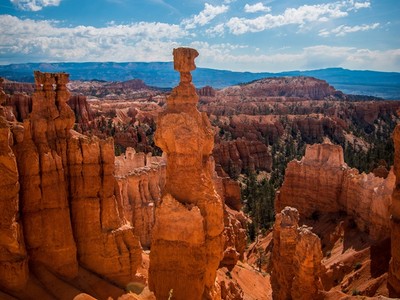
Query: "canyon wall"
0 79 29 291
389 125 400 297
115 148 166 249
0 72 142 295
276 143 394 241
148 48 225 300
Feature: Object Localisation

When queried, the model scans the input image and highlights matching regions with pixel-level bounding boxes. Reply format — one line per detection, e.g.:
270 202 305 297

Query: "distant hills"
0 62 399 99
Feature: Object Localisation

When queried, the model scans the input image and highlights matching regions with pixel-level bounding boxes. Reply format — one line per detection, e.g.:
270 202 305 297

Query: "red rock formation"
389 125 400 297
0 79 29 291
270 207 323 300
67 95 94 128
213 138 272 176
5 93 32 121
0 72 142 295
115 149 166 249
13 71 79 278
2 80 35 95
217 77 343 100
276 143 394 241
67 133 142 285
198 86 216 97
149 48 225 299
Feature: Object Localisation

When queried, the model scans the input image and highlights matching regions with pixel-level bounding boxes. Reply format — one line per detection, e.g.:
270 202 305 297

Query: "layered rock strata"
0 78 29 291
276 143 394 241
271 207 323 300
149 48 225 299
1 72 142 292
213 138 272 175
115 148 166 248
389 125 400 297
14 71 79 278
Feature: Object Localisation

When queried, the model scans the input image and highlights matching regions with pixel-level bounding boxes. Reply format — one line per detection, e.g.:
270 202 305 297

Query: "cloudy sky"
0 0 399 72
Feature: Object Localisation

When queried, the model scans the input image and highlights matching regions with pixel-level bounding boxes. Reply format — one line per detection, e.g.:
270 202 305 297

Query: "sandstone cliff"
0 78 29 291
389 125 400 297
0 72 143 297
213 138 272 176
115 148 166 249
67 95 94 129
149 48 225 300
271 207 323 300
276 143 394 241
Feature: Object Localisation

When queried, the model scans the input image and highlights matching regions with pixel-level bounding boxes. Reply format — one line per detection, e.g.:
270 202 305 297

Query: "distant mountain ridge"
0 62 399 99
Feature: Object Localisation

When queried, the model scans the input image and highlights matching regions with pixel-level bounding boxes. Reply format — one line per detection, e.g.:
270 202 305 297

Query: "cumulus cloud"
226 0 370 35
182 3 229 30
244 3 271 13
0 15 187 63
10 0 61 11
319 22 379 37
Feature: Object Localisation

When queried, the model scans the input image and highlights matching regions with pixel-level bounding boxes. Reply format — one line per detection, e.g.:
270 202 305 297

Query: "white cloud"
192 44 400 73
354 2 370 9
319 22 379 37
244 3 271 13
206 23 225 36
182 3 229 30
226 0 371 35
10 0 61 11
0 15 187 63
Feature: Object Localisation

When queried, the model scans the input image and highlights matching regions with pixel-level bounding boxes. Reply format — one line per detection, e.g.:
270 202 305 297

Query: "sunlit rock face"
149 48 225 300
0 78 29 291
270 207 323 300
0 72 142 293
389 125 400 297
276 142 394 241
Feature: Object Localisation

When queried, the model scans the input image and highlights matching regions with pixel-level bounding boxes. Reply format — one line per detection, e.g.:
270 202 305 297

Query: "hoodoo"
148 48 225 299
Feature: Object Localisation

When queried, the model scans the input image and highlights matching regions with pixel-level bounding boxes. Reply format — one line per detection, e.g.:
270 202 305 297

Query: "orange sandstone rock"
149 48 225 299
13 71 78 278
0 79 29 291
271 207 323 300
115 149 166 249
276 143 394 241
389 125 400 297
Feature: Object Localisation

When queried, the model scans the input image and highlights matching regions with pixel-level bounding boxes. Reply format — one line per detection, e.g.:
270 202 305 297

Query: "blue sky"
0 0 399 72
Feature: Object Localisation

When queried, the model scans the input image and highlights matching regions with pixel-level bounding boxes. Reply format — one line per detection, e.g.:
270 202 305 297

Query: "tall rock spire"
149 47 225 299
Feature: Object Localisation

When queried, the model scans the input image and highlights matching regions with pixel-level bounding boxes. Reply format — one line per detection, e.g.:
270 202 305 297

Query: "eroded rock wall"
389 125 400 297
276 143 394 241
0 79 28 291
0 72 142 293
115 148 166 249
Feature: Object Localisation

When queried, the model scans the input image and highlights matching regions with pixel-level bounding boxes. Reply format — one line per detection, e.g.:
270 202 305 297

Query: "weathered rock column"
14 72 78 278
271 207 323 300
149 48 225 299
389 125 400 297
0 78 29 291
